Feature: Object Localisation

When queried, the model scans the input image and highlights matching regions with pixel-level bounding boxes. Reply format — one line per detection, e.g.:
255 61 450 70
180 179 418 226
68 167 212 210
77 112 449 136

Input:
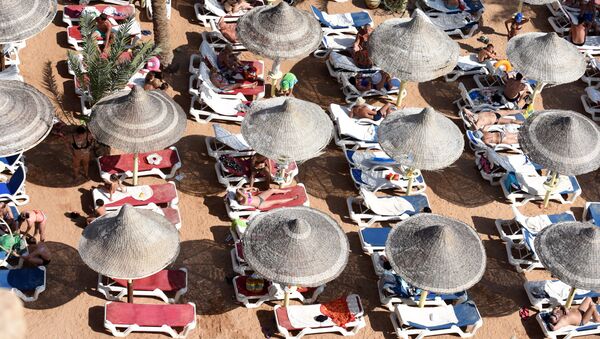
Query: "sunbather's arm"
504 19 511 34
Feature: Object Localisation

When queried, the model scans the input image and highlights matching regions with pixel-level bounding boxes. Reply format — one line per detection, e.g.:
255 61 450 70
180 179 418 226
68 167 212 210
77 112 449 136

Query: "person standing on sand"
18 210 47 243
505 12 530 40
70 126 94 179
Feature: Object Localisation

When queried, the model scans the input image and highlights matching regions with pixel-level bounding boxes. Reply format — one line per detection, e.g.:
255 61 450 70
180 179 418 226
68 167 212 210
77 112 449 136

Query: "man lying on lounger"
480 130 519 145
463 108 524 129
350 97 396 121
235 187 299 209
548 297 600 330
210 68 258 91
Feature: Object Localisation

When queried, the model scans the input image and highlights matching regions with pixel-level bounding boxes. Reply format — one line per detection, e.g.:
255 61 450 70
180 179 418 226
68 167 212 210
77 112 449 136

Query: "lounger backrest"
200 40 219 69
199 62 223 93
310 5 328 26
204 0 227 17
0 267 45 290
213 124 251 151
7 166 25 195
0 65 22 81
200 84 242 115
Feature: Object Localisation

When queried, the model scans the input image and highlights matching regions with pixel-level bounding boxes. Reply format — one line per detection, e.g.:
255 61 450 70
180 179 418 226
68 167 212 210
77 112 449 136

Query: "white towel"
213 124 251 151
522 214 552 233
545 281 589 301
350 150 394 167
332 105 377 141
397 304 458 327
586 86 600 103
322 12 355 28
456 54 486 71
516 173 574 196
287 304 335 329
323 35 354 50
361 188 415 216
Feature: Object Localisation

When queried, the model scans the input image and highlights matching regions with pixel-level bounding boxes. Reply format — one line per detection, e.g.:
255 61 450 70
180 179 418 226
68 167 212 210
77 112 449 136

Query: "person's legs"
34 219 46 243
581 301 598 325
259 196 298 209
579 297 594 312
81 152 91 178
72 152 82 177
500 132 519 145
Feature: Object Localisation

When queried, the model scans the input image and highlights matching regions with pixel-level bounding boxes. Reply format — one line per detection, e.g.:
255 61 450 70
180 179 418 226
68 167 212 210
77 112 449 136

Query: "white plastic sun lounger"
495 205 576 243
525 279 600 311
310 6 373 35
444 54 492 82
339 72 403 103
325 51 379 80
427 11 479 39
189 81 248 123
537 305 600 339
144 0 172 20
233 275 325 308
224 184 310 220
581 54 600 86
314 33 355 58
465 127 522 154
97 268 188 304
0 65 24 82
347 188 430 227
390 301 483 339
454 82 515 110
500 169 581 206
205 124 254 159
0 165 29 206
329 104 379 148
194 0 258 26
581 85 600 121
348 167 427 193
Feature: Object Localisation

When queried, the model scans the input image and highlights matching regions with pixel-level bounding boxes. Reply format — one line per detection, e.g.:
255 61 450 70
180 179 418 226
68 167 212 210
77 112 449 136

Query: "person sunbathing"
350 97 396 121
355 71 394 92
352 25 373 68
87 199 107 225
105 174 126 201
571 20 588 46
217 45 244 76
93 14 113 53
481 130 519 145
477 44 497 63
505 13 529 40
503 72 528 104
21 242 51 267
222 0 253 14
18 210 47 243
548 297 600 330
249 154 271 188
210 68 258 91
217 17 238 44
463 108 524 129
235 187 299 209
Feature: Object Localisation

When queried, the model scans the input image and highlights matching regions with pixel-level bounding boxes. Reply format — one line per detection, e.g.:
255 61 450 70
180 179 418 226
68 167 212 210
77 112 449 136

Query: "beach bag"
245 274 265 293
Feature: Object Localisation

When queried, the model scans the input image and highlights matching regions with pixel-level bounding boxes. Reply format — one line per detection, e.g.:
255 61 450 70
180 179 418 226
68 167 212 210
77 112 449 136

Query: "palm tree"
151 0 173 68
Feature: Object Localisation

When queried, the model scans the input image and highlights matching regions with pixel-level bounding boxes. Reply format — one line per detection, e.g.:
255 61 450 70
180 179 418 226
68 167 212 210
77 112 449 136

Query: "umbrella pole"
517 0 523 13
405 168 416 196
542 171 559 208
133 153 139 186
418 290 428 308
283 291 290 307
525 82 546 118
0 44 5 72
127 279 134 303
565 286 577 308
269 59 282 98
396 80 408 107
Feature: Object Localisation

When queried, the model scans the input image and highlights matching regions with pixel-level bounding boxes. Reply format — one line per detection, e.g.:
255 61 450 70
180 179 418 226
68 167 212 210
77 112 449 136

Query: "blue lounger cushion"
0 154 21 167
587 203 600 226
360 227 390 247
407 301 481 330
311 6 372 29
386 275 466 301
0 268 45 291
351 168 425 186
345 150 395 166
0 166 25 195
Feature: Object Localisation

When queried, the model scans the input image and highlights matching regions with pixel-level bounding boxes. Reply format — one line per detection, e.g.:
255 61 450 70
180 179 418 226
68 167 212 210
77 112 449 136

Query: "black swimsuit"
72 134 91 150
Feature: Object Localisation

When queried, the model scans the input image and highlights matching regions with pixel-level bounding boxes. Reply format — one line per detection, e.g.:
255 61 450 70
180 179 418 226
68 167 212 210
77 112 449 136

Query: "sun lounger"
339 72 403 103
445 54 492 82
191 41 265 81
104 301 197 338
314 33 355 58
0 165 29 206
525 280 600 311
0 267 46 302
0 153 24 174
200 29 246 52
194 62 264 100
97 147 182 182
224 184 309 220
583 201 600 226
458 107 525 131
189 81 249 123
427 11 479 39
581 85 600 121
343 147 396 167
548 4 576 34
500 170 581 206
358 227 390 253
325 51 379 80
0 65 24 82
205 124 254 159
390 300 483 339
581 55 600 86
144 0 172 20
495 205 575 243
349 167 427 193
379 272 468 311
92 182 179 210
0 233 27 270
62 4 136 26
98 268 187 304
66 21 141 50
274 294 366 339
455 82 516 111
310 6 373 35
329 104 379 148
215 155 298 187
230 241 251 275
233 275 325 308
466 128 522 154
572 36 600 56
417 0 484 15
537 305 600 339
3 43 20 67
194 0 262 26
347 188 430 227
547 1 580 17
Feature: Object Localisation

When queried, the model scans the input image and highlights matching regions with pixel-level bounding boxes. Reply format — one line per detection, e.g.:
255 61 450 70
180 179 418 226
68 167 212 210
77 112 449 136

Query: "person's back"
571 22 587 46
504 74 525 101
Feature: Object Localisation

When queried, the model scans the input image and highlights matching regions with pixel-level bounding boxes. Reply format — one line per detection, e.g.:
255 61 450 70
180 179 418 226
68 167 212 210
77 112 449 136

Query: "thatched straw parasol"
88 86 186 185
0 80 55 157
79 204 180 302
0 0 57 70
241 97 333 163
236 1 322 96
518 110 600 207
535 222 600 307
377 107 464 194
385 214 486 307
507 32 586 112
368 10 459 106
243 207 349 306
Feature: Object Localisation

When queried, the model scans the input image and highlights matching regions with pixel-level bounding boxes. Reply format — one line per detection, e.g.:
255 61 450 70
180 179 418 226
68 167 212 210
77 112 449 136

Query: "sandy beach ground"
13 0 600 338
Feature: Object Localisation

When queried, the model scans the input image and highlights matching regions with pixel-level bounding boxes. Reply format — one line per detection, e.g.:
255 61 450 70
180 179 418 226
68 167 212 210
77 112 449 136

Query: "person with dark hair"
93 13 113 53
505 12 529 40
18 210 47 243
21 242 52 267
86 199 107 225
352 25 373 68
70 125 94 179
105 174 126 200
548 297 600 330
503 72 528 104
571 19 587 46
248 154 270 188
477 44 497 62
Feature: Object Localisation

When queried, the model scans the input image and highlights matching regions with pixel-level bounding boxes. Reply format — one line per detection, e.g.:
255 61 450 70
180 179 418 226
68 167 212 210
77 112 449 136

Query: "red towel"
320 297 355 327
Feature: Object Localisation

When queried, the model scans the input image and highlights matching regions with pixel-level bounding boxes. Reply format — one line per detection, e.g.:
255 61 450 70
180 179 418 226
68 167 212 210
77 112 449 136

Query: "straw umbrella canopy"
377 107 464 194
518 110 600 206
0 289 26 339
236 1 322 96
0 80 55 157
0 0 57 44
507 32 586 112
243 207 349 305
385 214 486 306
241 97 333 163
88 86 186 184
79 204 180 302
535 222 600 307
368 10 459 106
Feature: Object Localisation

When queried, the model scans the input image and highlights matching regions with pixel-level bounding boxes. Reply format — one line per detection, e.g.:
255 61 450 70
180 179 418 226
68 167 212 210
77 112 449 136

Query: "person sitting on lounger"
217 17 238 44
350 97 396 121
279 72 298 96
21 242 51 267
477 44 497 63
352 25 373 68
217 45 244 77
249 154 271 188
355 71 394 92
548 297 600 330
18 210 47 243
503 72 528 104
210 68 258 91
571 19 587 46
105 174 126 201
463 108 524 129
581 0 597 30
86 199 107 225
93 14 113 53
481 130 519 145
0 202 16 231
445 0 460 10
235 187 299 209
222 0 253 14
505 13 529 41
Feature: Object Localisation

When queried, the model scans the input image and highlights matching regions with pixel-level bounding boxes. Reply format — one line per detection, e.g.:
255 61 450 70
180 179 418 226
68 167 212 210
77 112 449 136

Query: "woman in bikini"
548 297 600 330
235 187 299 209
463 108 524 130
248 154 271 188
104 173 126 201
71 126 94 179
18 210 47 243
